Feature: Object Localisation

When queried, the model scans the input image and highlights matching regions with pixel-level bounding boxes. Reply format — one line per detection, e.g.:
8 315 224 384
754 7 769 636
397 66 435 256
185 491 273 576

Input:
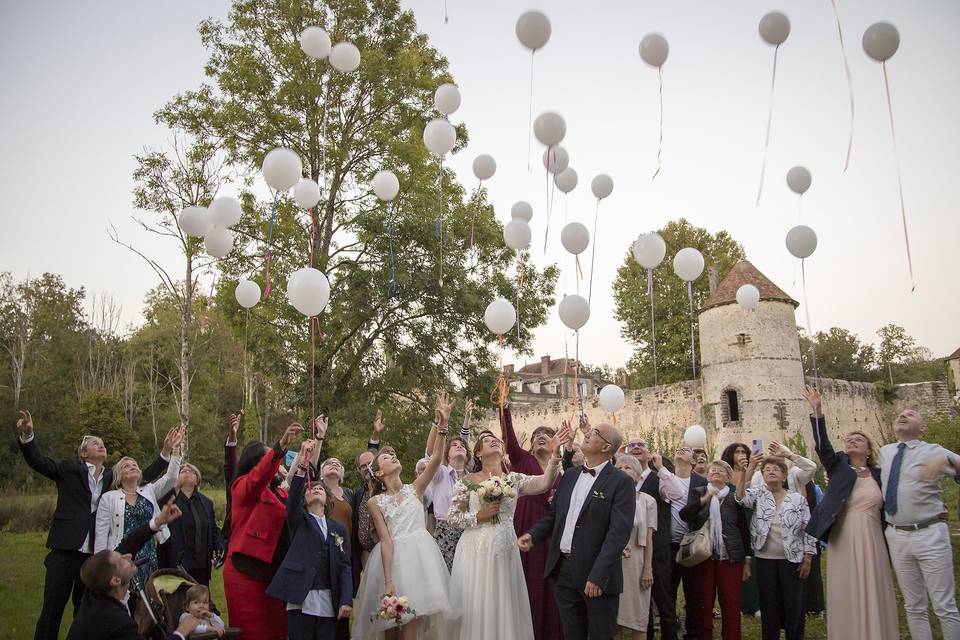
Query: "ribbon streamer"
647 269 659 430
571 331 581 421
756 44 780 206
387 201 398 298
801 259 820 390
881 62 916 292
652 66 664 180
516 252 525 342
469 180 481 250
435 157 444 287
686 281 698 406
587 199 600 305
829 0 854 172
263 195 279 298
491 335 508 409
543 146 553 253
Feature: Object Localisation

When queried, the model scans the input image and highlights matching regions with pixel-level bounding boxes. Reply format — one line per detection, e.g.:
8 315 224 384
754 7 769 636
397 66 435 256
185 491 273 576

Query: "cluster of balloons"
300 26 360 73
178 196 243 260
504 202 533 250
424 83 460 156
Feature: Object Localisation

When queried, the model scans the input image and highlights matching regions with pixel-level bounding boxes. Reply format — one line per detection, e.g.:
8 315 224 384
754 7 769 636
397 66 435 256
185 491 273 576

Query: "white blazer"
94 456 180 552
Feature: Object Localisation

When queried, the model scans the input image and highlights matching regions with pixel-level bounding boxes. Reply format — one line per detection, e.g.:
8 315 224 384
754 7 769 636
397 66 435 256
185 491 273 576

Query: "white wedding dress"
351 485 458 639
447 472 535 640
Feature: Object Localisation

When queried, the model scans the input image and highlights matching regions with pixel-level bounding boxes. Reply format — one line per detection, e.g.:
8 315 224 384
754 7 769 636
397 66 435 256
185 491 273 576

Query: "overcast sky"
1 0 958 372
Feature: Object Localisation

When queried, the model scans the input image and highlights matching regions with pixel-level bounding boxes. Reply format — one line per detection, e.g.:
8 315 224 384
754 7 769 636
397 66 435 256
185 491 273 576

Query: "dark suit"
528 463 635 640
670 472 707 640
18 435 166 640
268 474 352 640
157 490 223 586
67 520 181 640
805 415 883 542
640 467 679 640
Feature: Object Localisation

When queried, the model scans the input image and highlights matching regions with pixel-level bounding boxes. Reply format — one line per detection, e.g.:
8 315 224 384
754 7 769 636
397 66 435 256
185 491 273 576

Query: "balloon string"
387 201 398 298
543 146 552 253
829 0 854 172
263 194 278 298
436 157 444 288
652 65 664 180
801 258 820 391
321 80 330 192
571 330 581 421
242 307 250 411
648 269 659 431
797 195 803 222
491 335 508 409
517 251 525 344
469 179 480 250
526 53 535 173
687 281 698 408
563 195 569 294
882 62 916 292
756 44 780 207
575 255 583 285
587 199 600 305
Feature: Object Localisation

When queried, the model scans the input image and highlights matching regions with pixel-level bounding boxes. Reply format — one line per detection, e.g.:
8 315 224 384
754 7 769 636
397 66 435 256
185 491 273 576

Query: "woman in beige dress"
803 386 898 639
614 454 657 639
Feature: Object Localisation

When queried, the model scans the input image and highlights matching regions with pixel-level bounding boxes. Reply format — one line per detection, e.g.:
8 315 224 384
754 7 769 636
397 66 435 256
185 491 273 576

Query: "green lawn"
1 485 956 639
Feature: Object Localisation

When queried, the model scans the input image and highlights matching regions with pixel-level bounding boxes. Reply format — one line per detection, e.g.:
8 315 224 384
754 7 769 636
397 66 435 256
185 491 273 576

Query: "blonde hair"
77 435 103 460
110 457 141 491
846 430 878 468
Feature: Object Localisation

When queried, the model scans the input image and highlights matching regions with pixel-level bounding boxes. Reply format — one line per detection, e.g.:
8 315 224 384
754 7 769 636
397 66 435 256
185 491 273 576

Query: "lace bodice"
447 473 529 557
374 484 427 541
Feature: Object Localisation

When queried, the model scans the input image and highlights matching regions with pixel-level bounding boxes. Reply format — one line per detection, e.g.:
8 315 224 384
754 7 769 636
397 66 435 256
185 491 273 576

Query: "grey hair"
606 427 623 454
615 453 642 476
320 458 345 482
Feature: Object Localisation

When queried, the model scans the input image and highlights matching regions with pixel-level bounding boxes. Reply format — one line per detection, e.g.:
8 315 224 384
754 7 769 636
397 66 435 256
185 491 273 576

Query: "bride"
446 422 570 640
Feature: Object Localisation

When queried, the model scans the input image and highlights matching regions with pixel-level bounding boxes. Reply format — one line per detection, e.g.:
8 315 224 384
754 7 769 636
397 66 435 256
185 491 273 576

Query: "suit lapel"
575 463 613 524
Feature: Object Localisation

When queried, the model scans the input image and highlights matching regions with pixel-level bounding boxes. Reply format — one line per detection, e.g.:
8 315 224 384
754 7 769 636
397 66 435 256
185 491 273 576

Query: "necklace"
850 465 869 474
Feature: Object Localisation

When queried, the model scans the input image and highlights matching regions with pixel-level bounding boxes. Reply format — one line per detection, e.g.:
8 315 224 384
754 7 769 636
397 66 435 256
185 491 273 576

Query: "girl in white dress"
352 393 459 640
446 422 570 640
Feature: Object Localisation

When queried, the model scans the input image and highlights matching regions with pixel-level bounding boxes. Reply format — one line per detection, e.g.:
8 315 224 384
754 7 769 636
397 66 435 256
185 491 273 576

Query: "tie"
885 443 907 516
581 466 596 477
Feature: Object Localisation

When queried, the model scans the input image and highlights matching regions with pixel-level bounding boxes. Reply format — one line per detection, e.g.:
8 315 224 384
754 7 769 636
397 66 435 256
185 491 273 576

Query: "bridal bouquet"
372 594 416 626
467 475 516 524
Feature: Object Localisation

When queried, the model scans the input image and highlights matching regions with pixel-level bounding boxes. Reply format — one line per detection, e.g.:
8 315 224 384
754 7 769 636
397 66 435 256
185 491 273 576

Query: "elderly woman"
736 454 818 640
680 459 749 640
158 462 224 587
614 454 657 640
803 386 898 639
95 428 184 607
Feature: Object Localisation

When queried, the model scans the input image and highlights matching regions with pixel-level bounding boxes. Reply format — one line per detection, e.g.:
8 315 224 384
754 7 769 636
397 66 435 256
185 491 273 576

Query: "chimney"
540 355 551 377
708 265 720 294
503 364 514 376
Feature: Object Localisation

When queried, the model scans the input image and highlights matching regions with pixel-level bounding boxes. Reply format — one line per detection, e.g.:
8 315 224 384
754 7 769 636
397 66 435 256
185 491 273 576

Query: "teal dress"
124 494 157 594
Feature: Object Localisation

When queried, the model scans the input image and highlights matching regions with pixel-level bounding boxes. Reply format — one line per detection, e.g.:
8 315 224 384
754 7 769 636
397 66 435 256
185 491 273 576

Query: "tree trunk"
180 256 193 458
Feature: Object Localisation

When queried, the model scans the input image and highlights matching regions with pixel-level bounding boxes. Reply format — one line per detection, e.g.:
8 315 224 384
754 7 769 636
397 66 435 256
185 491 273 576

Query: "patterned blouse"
123 494 156 592
737 484 818 564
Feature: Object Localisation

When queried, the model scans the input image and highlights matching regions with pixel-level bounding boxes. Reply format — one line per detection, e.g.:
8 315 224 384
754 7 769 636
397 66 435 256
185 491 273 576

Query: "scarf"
709 485 730 558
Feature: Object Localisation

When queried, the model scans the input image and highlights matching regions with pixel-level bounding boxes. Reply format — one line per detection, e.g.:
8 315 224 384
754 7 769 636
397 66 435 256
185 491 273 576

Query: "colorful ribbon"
387 201 398 298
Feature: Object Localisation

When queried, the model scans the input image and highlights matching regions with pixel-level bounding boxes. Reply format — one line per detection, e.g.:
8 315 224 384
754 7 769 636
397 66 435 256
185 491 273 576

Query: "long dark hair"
720 442 750 470
236 441 269 480
472 430 510 474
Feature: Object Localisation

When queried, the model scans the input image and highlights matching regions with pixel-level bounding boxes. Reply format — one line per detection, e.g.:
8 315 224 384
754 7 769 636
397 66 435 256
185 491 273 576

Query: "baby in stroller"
179 585 225 637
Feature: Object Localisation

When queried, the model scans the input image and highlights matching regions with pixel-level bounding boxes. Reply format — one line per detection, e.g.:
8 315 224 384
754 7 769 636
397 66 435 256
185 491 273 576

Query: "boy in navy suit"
268 440 352 640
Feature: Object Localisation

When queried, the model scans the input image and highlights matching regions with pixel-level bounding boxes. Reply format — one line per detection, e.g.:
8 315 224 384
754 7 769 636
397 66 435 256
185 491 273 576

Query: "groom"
519 422 635 640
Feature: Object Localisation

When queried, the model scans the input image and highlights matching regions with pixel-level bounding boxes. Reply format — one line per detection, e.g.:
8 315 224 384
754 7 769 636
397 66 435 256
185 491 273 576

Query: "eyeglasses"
627 440 646 449
590 428 612 446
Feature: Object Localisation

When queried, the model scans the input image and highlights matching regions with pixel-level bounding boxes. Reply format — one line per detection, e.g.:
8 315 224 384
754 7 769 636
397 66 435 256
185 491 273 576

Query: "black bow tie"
581 466 596 476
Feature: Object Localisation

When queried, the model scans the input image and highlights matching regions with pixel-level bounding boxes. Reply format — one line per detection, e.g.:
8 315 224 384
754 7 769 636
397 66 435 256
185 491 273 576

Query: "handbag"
676 518 712 567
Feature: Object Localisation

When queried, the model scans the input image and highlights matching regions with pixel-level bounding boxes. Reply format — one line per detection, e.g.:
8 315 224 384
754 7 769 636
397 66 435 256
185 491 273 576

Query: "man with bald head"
880 408 960 640
519 421 636 640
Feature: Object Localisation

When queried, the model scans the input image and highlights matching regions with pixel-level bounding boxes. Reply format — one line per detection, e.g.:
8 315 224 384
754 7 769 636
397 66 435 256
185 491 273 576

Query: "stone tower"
698 261 811 451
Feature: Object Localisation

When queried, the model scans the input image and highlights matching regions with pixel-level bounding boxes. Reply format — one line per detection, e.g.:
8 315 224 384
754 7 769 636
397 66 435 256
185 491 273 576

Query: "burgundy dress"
502 407 562 640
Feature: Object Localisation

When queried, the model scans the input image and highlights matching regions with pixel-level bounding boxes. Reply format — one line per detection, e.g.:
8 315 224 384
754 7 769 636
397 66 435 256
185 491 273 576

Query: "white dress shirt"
287 513 335 617
880 439 959 526
560 461 608 553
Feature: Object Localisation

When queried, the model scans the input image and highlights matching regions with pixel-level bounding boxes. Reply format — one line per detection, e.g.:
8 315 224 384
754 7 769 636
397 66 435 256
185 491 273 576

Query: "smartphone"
752 438 764 454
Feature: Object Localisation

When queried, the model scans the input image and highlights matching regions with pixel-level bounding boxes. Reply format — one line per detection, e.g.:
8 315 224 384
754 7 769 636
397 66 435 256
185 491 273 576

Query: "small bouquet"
467 475 517 524
372 594 416 626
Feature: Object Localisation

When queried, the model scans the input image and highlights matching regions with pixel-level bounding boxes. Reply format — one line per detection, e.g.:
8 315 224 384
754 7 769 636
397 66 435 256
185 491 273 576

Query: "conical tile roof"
702 260 798 311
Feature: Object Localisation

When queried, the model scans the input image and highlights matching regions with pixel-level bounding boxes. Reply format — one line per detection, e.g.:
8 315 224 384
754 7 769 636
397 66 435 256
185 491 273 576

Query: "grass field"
1 484 956 639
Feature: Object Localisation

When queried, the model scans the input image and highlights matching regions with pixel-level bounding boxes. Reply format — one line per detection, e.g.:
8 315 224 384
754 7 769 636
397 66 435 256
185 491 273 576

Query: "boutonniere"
332 533 345 553
592 490 606 500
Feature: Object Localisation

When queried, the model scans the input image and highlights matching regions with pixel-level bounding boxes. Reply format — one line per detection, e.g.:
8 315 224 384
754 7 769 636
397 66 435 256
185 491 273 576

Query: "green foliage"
799 327 876 382
612 219 745 388
69 392 144 467
925 416 960 456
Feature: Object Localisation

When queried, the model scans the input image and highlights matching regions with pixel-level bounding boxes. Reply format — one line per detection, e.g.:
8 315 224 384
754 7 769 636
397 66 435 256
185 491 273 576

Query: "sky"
1 0 958 373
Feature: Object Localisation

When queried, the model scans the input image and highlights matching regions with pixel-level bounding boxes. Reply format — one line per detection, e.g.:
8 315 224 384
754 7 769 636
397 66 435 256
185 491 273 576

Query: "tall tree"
799 327 876 382
877 323 921 385
155 0 556 442
612 219 745 387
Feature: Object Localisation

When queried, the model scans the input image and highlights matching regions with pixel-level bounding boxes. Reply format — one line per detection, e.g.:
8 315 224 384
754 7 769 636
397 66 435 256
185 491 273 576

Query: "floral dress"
124 494 156 594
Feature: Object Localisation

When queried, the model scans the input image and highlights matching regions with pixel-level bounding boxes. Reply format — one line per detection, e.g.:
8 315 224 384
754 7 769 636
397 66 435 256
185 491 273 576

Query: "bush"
67 391 144 466
925 415 960 455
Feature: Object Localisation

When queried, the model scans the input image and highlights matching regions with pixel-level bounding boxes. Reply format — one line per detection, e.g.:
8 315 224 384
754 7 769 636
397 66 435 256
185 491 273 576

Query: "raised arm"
15 410 64 481
736 451 763 503
143 426 178 483
803 386 840 471
286 471 307 533
519 423 570 496
501 405 528 463
232 423 303 507
768 440 816 488
651 450 688 502
148 428 183 498
414 393 452 498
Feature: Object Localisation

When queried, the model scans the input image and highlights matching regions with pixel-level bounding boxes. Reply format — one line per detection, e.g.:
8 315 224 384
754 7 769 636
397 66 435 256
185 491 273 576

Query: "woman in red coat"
223 423 303 639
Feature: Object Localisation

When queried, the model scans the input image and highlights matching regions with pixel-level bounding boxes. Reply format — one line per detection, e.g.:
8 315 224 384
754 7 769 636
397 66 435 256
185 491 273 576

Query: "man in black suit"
16 410 174 640
66 499 199 640
519 422 635 640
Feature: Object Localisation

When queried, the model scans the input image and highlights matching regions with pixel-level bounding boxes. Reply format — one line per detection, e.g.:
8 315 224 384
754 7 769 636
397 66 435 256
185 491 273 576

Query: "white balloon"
372 170 400 202
300 27 331 60
736 284 761 310
510 201 533 223
434 83 461 115
632 232 667 269
178 206 212 237
639 33 669 67
560 222 590 255
533 111 566 147
673 247 705 282
286 267 330 317
683 425 707 448
785 225 817 259
503 220 532 250
204 226 234 259
558 294 590 330
472 154 496 181
484 298 517 335
293 178 322 209
208 197 243 228
598 384 625 413
235 279 261 309
863 22 899 62
329 42 360 72
786 166 812 195
423 118 456 156
554 167 578 194
262 147 302 192
542 145 569 174
516 10 551 51
591 174 614 200
759 12 790 46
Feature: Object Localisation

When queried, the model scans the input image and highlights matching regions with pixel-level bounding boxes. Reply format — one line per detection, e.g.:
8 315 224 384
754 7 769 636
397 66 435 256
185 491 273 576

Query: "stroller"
134 568 241 639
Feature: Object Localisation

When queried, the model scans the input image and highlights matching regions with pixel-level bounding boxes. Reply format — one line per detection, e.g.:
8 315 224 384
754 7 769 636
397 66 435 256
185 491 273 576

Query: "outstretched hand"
435 390 455 428
314 415 328 439
279 423 304 449
16 410 33 436
373 410 385 436
803 385 822 417
155 497 183 527
228 413 241 440
550 423 573 456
